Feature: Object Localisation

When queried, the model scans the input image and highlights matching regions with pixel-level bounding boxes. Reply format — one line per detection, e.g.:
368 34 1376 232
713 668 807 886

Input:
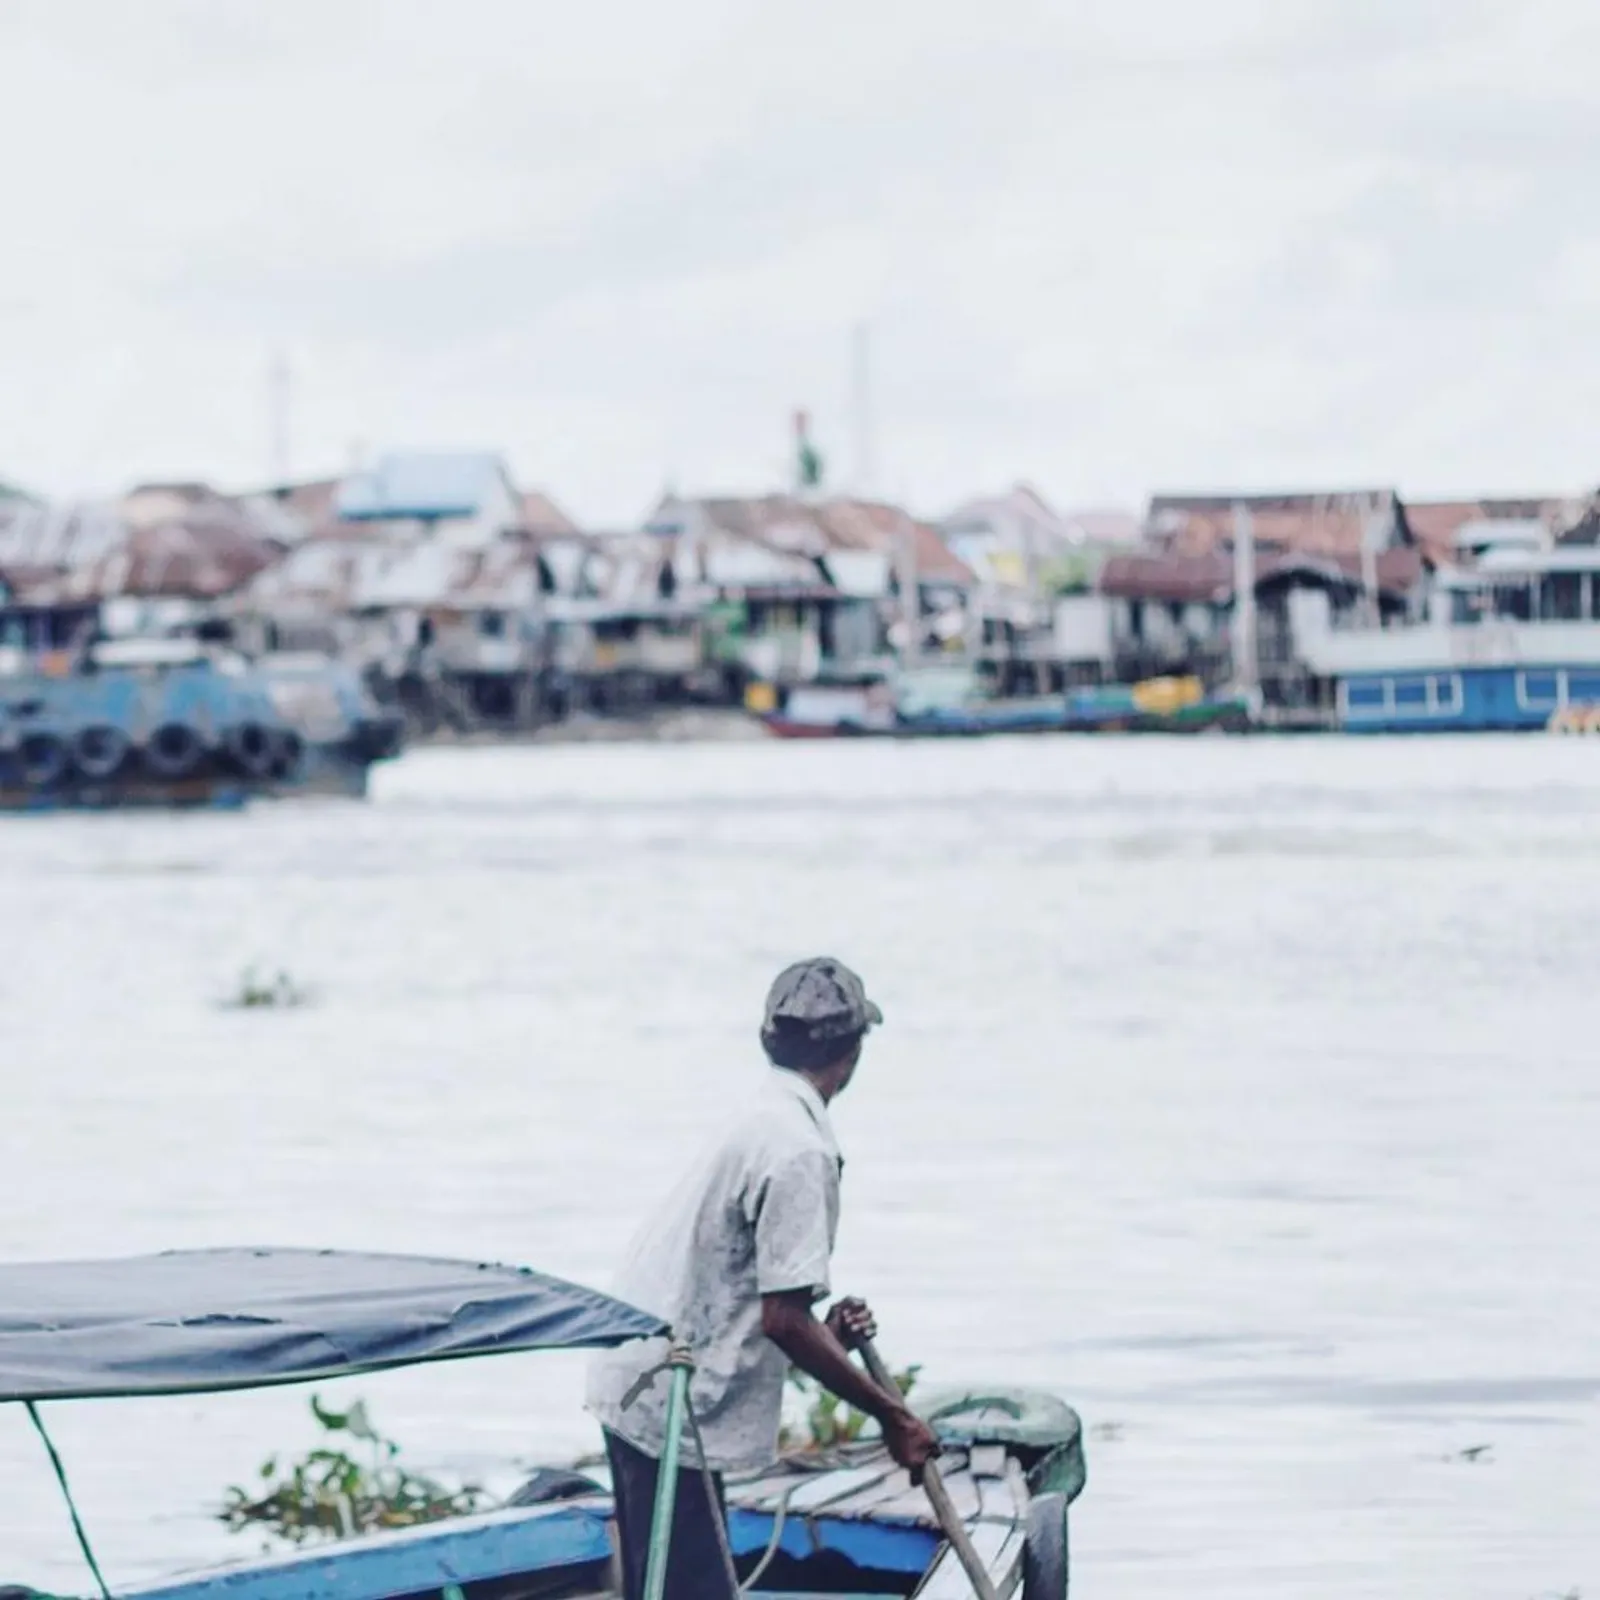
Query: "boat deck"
116 1445 1029 1600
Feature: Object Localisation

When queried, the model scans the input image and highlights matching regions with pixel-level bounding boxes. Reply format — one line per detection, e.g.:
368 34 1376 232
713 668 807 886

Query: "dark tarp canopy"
0 1248 667 1403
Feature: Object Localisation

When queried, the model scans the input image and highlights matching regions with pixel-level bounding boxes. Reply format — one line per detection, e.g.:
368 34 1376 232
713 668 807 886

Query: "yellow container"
1131 675 1203 714
744 681 778 714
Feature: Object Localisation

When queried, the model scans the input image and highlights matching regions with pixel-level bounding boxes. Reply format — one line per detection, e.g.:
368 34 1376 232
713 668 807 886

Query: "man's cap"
762 957 883 1043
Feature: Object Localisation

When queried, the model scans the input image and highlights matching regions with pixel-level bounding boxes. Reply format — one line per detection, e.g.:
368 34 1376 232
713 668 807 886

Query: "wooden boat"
3 1250 1083 1600
757 667 1254 740
758 668 1070 741
1061 676 1253 733
111 1423 1080 1600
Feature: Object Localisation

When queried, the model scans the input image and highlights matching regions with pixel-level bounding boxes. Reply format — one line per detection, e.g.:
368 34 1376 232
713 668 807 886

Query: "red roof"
1100 546 1424 604
1145 491 1404 560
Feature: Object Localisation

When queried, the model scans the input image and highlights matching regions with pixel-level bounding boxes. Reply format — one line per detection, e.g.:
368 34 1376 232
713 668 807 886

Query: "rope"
25 1402 112 1600
621 1341 788 1599
681 1398 742 1600
734 1482 796 1595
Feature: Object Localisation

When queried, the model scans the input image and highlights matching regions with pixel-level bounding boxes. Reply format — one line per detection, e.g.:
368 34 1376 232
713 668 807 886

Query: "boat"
759 665 1067 740
1062 676 1254 733
1295 538 1600 733
758 664 1251 738
0 600 403 809
1 1248 1084 1600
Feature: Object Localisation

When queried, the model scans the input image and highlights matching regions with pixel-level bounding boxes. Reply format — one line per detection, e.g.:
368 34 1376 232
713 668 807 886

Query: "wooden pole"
859 1340 1000 1600
1231 501 1257 695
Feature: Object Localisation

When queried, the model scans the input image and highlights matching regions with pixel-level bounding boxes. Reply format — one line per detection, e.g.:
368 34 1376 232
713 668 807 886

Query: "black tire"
72 723 131 781
222 721 277 779
142 722 205 779
350 714 404 761
1023 1492 1070 1600
505 1467 605 1507
267 727 305 781
19 730 69 788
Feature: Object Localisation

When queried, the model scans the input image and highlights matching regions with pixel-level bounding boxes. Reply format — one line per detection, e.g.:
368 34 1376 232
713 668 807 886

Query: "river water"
2 736 1596 1596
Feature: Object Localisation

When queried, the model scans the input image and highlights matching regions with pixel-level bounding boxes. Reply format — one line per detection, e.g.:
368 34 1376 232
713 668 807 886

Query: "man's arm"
761 1289 938 1478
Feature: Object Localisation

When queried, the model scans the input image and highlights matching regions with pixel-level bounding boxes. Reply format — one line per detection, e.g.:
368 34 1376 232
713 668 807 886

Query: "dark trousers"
604 1427 729 1600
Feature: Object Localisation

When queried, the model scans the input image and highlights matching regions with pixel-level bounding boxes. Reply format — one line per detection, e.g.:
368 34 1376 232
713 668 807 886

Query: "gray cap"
762 957 883 1043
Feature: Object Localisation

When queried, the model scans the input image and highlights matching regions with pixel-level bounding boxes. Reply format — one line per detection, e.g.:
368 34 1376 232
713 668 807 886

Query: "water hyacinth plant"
780 1363 920 1452
220 1396 484 1545
222 965 313 1010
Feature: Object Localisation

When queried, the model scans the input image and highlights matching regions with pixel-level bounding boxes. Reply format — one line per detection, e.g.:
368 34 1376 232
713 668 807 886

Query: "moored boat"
758 664 1253 738
1062 675 1254 733
0 601 402 809
2 1248 1084 1600
759 665 1069 740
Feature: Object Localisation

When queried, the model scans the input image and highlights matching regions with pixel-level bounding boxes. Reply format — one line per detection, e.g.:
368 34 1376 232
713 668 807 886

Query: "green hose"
641 1358 690 1600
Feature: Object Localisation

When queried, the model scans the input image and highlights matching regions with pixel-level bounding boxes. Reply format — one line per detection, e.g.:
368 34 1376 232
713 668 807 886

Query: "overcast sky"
3 0 1597 522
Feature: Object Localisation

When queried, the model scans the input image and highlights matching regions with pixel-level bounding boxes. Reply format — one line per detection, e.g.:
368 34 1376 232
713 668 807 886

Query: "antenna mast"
267 345 291 486
852 322 873 497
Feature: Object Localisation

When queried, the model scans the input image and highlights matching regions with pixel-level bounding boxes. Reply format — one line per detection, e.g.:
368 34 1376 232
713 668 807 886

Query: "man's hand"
763 1290 938 1478
824 1296 878 1351
881 1408 940 1484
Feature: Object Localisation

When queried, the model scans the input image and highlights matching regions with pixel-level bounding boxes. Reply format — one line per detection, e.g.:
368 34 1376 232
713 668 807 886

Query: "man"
586 957 939 1600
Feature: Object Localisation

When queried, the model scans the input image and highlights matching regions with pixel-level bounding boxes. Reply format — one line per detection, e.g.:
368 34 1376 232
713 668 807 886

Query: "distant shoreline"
417 708 769 747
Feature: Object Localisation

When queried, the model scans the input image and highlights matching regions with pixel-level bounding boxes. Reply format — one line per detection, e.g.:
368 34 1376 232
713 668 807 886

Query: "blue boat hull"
0 653 401 810
115 1495 941 1600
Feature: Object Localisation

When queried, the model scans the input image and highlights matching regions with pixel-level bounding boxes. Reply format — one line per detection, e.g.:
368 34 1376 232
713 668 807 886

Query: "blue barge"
0 601 402 809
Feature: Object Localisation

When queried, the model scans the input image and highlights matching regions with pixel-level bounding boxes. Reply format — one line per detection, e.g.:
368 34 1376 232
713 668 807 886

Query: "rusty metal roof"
1145 490 1408 560
248 527 549 614
1099 552 1233 604
669 494 973 585
1100 546 1424 604
0 493 278 600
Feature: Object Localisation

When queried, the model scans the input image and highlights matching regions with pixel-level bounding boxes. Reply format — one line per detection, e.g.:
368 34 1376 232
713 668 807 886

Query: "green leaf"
310 1394 348 1433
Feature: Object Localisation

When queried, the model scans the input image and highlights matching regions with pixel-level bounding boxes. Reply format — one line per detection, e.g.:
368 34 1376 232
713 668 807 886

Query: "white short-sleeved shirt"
585 1068 842 1471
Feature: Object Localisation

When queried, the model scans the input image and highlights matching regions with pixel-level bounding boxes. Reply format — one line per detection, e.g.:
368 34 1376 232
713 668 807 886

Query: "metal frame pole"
642 1360 691 1600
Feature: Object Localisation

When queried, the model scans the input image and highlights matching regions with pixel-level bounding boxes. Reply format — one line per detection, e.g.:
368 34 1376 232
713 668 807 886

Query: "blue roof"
336 452 511 522
0 1248 665 1401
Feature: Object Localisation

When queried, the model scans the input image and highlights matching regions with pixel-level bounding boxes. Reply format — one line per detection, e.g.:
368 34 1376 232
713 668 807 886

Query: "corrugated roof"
673 494 973 587
234 479 345 544
249 527 545 614
0 494 277 599
1145 490 1407 560
1100 547 1424 604
816 499 976 585
1100 552 1233 604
